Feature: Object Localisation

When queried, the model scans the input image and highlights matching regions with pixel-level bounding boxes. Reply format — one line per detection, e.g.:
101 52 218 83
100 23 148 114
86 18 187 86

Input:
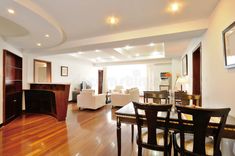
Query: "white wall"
202 0 235 116
23 54 98 100
147 63 173 91
182 37 202 93
183 0 235 118
0 37 22 124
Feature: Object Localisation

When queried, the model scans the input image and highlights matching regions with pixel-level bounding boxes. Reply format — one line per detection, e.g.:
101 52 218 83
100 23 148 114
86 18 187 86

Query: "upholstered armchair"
111 88 139 107
112 85 124 93
127 88 140 102
77 89 106 110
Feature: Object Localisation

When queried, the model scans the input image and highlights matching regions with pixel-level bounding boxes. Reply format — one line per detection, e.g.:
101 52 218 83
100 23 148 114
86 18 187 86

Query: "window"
106 64 147 93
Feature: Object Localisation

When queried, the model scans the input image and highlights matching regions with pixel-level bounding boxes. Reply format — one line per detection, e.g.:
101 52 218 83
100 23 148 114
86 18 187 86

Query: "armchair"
111 88 139 107
113 85 124 93
77 89 106 110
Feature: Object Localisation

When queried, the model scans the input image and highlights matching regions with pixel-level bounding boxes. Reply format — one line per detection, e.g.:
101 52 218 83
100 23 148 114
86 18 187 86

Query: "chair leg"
138 146 142 156
131 124 134 143
168 146 172 156
174 148 178 156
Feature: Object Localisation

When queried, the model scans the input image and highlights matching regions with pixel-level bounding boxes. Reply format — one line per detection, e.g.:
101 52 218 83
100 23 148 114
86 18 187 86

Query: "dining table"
115 102 235 156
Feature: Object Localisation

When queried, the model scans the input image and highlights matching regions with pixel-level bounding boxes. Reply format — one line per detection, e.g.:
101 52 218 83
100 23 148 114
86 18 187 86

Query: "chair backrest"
175 91 201 106
127 88 139 102
176 105 230 155
152 91 169 104
175 91 187 103
133 102 172 149
181 94 201 106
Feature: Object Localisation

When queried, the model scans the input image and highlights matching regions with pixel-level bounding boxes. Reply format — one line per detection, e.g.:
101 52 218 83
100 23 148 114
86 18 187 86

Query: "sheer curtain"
106 64 147 94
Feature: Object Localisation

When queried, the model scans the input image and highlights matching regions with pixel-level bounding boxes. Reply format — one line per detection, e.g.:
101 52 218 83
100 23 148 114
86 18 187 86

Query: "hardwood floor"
0 103 162 156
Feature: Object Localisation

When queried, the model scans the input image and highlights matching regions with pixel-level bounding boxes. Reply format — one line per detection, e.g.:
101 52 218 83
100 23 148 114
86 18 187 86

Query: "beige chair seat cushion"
175 133 214 155
141 129 171 146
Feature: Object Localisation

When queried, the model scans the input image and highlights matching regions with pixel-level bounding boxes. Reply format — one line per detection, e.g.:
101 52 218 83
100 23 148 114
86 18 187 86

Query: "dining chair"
133 102 172 156
152 90 169 104
175 91 187 104
175 91 201 106
173 105 230 156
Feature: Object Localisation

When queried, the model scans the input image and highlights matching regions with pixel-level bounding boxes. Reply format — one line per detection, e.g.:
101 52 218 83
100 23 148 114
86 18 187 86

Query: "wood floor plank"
0 103 162 156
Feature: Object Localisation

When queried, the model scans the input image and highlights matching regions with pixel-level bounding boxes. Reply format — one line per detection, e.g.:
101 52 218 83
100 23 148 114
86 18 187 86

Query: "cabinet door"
5 93 22 122
15 92 22 115
5 95 16 122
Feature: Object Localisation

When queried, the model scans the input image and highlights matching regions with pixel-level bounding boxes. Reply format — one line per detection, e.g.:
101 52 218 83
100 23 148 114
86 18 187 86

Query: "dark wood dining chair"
133 102 172 156
175 91 187 104
173 105 230 156
175 91 201 106
152 91 169 104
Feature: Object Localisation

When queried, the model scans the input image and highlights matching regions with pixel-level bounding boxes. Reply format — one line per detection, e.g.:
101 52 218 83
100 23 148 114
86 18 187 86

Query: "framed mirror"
34 59 52 82
223 21 235 68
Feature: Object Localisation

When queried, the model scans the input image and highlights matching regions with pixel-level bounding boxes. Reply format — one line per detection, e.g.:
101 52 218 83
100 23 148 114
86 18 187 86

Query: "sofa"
77 89 106 110
112 85 124 93
110 88 139 107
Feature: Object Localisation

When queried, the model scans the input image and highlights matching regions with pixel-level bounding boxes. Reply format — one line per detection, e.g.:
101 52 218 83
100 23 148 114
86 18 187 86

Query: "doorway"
98 70 103 94
34 59 52 83
192 44 201 106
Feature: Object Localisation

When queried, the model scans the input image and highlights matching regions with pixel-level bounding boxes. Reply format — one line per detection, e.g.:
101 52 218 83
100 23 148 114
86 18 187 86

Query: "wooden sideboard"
25 83 70 121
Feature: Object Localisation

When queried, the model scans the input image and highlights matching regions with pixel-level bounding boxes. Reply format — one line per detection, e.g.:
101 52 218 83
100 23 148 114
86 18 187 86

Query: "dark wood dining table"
115 102 235 156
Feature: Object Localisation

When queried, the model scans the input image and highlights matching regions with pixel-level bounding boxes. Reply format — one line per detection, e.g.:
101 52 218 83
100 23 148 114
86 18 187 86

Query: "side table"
72 91 80 102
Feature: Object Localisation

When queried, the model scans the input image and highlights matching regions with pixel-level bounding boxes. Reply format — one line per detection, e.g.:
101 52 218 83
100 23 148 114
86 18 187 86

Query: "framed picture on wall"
222 21 235 68
182 54 188 76
61 66 68 76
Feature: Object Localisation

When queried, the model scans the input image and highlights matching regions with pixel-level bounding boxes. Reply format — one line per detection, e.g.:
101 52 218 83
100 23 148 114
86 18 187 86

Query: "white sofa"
113 85 124 93
111 88 139 107
77 89 106 110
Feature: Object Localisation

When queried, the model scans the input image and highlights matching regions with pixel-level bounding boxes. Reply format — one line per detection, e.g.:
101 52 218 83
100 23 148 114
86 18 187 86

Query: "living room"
0 0 235 155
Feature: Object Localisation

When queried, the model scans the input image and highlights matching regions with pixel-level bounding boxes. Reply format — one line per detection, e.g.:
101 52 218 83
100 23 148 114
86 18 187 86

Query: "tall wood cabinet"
3 50 22 124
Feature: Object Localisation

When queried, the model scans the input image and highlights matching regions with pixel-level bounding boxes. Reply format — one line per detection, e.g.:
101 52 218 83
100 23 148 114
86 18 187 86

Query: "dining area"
115 90 235 156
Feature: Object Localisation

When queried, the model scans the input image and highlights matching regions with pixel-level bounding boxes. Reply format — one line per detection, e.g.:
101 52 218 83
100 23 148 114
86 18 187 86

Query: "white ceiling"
0 0 219 63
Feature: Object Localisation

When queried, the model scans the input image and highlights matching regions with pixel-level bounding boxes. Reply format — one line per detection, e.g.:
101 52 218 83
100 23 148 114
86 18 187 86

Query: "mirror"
34 59 51 82
223 21 235 68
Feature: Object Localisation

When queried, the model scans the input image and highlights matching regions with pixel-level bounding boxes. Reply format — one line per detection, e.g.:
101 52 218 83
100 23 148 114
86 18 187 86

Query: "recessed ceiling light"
106 16 120 25
152 51 161 56
95 49 101 52
148 43 155 47
90 59 96 62
7 9 15 14
228 30 234 34
37 43 41 47
169 2 180 12
77 51 84 54
69 53 79 57
124 45 133 50
45 34 50 38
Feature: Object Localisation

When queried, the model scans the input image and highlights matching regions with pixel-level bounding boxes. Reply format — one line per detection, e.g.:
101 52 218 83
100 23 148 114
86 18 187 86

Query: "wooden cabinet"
25 90 56 116
25 83 70 121
3 50 22 124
